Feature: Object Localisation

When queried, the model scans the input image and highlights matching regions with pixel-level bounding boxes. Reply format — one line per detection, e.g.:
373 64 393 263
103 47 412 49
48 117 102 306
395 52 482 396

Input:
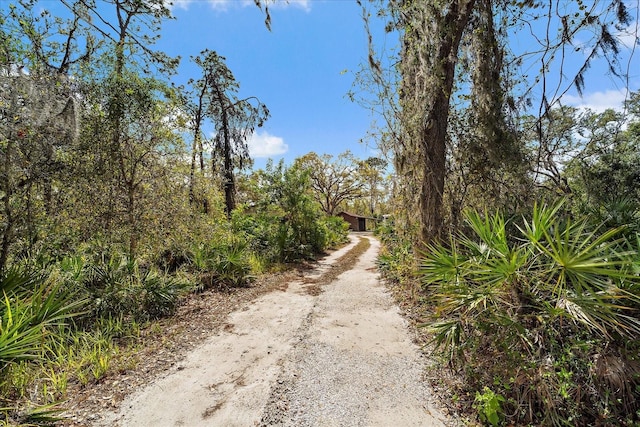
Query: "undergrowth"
0 213 350 425
418 202 640 426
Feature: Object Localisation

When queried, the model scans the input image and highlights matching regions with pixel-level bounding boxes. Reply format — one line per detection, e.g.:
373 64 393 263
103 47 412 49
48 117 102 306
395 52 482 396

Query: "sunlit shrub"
1 268 86 368
420 201 640 425
317 216 350 250
208 240 253 289
0 267 86 423
375 217 417 285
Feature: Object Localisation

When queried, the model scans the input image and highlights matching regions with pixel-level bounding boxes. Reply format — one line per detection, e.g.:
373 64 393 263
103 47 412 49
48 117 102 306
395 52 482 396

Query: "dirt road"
97 235 448 426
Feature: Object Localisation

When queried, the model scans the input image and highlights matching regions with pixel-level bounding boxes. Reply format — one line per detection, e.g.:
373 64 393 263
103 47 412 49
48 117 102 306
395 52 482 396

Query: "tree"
79 70 183 257
360 156 388 216
393 0 477 244
191 50 269 218
566 95 640 211
360 0 636 245
250 160 324 262
0 3 86 270
185 54 212 212
1 0 274 265
295 151 364 216
0 72 78 271
58 0 178 76
74 0 177 257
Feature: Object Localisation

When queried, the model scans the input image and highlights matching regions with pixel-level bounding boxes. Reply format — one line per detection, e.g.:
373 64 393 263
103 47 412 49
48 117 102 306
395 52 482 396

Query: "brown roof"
337 211 376 220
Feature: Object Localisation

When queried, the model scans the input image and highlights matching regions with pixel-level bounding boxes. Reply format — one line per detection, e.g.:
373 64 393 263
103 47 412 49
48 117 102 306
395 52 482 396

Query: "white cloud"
166 0 193 10
617 20 639 49
208 0 233 11
562 89 629 113
260 0 311 12
248 131 288 158
169 0 311 11
167 0 237 11
619 31 638 49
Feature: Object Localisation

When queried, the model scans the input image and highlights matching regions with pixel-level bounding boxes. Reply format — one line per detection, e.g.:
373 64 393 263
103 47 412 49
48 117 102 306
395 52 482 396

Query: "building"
337 211 374 232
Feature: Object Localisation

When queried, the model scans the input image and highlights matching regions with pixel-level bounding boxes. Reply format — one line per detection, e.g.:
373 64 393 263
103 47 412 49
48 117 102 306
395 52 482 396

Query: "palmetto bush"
420 202 640 426
1 268 86 368
191 239 253 291
1 267 86 423
82 255 187 322
208 240 253 288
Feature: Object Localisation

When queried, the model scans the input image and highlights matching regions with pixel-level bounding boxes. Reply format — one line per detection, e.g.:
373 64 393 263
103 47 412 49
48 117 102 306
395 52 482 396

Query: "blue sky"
161 0 384 169
159 0 638 169
7 0 639 169
7 0 383 168
506 1 640 115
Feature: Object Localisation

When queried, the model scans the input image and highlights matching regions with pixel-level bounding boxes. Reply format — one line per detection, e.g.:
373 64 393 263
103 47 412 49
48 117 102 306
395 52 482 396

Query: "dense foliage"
362 0 640 423
0 2 357 422
374 98 640 425
421 203 639 425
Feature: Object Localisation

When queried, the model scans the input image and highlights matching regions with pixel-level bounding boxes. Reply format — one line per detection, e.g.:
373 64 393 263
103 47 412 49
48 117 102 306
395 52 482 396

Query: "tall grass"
1 267 87 424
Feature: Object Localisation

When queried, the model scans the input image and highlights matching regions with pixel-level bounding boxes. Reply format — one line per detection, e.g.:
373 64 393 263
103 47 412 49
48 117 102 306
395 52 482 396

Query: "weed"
91 354 110 380
473 387 505 426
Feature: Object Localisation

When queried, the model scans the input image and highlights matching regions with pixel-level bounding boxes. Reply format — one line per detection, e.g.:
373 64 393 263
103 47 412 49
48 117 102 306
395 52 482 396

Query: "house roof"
337 211 376 220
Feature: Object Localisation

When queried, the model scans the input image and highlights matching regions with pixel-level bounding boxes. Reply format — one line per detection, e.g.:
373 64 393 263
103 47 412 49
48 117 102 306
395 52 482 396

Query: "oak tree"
296 151 364 216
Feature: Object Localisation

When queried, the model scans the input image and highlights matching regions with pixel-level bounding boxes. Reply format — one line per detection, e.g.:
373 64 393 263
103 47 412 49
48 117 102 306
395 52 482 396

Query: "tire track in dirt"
259 236 447 427
95 235 448 426
95 236 362 427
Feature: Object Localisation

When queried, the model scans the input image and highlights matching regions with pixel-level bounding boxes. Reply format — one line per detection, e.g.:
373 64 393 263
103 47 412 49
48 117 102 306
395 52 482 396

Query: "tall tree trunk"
0 139 14 272
198 136 208 214
113 3 133 252
128 183 137 258
222 117 235 218
25 182 36 250
212 84 235 218
398 0 476 245
189 134 198 205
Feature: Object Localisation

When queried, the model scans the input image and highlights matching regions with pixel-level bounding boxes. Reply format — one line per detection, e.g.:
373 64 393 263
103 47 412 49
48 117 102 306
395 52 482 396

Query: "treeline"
0 2 355 423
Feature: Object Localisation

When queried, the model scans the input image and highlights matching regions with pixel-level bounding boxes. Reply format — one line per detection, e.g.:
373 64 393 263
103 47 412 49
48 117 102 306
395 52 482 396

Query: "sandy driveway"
97 235 447 426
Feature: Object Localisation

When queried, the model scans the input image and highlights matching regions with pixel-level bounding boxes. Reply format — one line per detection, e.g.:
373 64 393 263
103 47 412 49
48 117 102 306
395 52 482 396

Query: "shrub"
420 201 640 425
208 240 253 289
231 210 279 262
375 217 417 285
246 160 334 263
139 271 187 319
0 267 86 424
80 255 187 322
317 216 350 250
189 238 254 291
1 268 86 368
156 243 191 273
473 387 505 427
